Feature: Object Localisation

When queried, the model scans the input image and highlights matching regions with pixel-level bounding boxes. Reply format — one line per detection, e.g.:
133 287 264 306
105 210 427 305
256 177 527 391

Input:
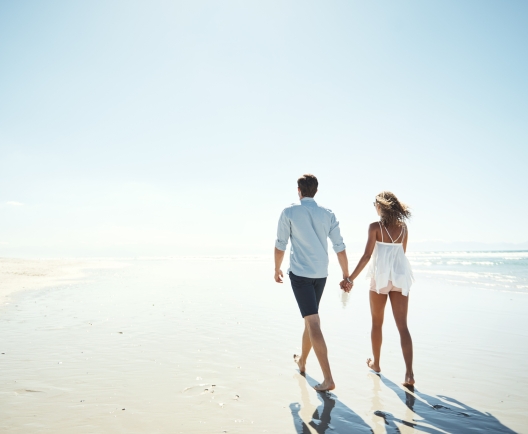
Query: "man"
274 174 352 391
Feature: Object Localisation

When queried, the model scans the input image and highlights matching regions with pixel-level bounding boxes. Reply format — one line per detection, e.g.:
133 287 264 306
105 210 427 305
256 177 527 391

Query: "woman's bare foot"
314 380 335 392
402 372 415 387
366 358 381 374
293 354 306 373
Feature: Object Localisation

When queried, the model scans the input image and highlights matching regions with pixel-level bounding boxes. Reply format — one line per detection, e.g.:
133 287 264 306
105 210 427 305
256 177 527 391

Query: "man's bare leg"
304 314 334 391
294 324 312 373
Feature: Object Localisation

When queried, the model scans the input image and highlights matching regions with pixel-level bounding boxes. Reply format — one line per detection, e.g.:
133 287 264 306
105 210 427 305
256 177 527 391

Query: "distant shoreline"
0 258 127 304
2 248 528 262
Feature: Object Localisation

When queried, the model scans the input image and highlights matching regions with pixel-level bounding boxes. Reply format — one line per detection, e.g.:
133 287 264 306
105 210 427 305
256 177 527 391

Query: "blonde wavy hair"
375 191 411 227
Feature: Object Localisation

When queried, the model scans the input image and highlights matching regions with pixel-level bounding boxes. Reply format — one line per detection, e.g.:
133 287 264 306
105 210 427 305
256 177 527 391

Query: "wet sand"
0 258 85 303
0 257 526 433
0 258 125 303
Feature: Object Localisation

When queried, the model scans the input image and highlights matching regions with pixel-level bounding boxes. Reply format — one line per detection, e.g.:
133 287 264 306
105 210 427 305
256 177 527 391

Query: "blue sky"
1 0 527 257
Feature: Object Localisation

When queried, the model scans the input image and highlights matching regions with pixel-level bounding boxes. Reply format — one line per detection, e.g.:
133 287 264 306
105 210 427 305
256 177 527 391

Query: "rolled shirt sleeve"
275 210 290 251
328 214 346 253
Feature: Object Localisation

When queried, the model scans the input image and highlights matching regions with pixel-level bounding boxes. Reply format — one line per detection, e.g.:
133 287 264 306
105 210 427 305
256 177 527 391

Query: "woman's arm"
348 223 378 282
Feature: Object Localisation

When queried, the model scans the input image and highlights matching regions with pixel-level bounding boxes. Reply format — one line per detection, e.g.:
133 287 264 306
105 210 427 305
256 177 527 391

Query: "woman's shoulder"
368 221 381 231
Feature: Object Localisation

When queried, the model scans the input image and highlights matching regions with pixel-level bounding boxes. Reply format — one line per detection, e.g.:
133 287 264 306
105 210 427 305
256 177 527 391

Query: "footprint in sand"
182 384 217 395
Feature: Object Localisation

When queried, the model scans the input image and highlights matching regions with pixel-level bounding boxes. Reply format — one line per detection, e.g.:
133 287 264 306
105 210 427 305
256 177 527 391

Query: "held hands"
274 269 284 283
340 277 353 293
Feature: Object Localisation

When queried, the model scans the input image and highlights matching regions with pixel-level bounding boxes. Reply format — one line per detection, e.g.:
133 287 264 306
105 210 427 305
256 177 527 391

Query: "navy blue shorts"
289 272 327 318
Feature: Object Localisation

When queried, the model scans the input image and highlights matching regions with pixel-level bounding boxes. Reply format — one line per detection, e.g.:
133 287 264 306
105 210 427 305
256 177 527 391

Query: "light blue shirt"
275 197 346 278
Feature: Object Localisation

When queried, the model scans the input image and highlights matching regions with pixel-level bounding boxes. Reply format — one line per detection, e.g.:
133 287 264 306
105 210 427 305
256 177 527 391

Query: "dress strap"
393 225 405 243
378 221 383 242
384 225 395 243
380 222 396 243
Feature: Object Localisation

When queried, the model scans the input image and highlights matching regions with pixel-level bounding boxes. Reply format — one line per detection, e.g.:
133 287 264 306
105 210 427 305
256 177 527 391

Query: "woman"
342 191 415 386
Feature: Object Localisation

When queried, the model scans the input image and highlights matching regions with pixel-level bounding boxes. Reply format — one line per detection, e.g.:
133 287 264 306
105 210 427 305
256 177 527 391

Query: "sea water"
407 250 528 293
337 250 528 304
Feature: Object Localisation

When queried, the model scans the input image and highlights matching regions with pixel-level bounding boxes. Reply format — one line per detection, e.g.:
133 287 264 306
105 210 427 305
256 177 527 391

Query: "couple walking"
274 174 414 391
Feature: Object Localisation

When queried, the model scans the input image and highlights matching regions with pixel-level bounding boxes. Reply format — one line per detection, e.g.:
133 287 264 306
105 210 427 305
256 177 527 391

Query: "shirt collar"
300 197 316 203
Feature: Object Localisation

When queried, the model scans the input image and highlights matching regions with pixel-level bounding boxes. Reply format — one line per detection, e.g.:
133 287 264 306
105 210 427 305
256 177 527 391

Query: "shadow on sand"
372 373 517 433
290 372 516 433
290 372 373 433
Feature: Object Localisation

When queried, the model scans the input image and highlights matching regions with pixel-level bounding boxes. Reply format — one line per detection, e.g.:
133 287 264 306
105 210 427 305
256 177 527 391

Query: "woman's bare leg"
388 291 415 386
368 291 388 373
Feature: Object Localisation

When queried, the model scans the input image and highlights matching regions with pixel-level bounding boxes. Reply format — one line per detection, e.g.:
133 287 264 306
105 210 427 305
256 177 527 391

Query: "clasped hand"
340 278 353 293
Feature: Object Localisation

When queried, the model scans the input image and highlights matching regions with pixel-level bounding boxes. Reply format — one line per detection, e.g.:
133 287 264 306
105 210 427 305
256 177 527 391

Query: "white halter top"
366 222 414 296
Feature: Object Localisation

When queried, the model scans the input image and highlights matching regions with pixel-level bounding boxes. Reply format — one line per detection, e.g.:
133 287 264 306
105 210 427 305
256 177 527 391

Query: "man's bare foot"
314 380 335 392
366 358 381 374
293 354 306 373
402 372 415 387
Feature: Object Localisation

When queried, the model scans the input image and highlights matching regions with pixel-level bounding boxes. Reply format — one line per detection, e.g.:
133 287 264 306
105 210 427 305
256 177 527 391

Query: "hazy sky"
1 1 527 257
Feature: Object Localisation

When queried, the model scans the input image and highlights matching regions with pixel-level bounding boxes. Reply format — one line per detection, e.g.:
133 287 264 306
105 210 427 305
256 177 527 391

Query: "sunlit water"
408 250 528 293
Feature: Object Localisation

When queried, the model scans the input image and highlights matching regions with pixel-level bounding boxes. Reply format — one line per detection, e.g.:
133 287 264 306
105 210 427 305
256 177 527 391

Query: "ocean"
408 250 528 293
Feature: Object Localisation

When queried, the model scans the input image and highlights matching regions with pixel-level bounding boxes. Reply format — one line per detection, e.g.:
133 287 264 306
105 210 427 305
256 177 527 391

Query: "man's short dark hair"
297 174 318 197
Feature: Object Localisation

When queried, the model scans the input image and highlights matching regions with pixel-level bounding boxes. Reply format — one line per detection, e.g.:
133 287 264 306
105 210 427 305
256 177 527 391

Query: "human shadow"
290 372 373 433
372 374 517 433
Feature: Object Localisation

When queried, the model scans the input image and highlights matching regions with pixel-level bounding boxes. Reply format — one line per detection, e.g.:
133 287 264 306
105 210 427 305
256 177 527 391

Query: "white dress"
366 222 414 296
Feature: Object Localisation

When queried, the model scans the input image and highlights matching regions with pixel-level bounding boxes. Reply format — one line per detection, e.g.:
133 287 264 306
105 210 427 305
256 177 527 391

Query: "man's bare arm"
274 247 285 283
337 250 353 291
336 250 349 279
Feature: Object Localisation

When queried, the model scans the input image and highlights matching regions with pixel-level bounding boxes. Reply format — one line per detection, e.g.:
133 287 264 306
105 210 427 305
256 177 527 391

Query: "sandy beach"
0 258 126 303
0 258 88 303
0 256 526 433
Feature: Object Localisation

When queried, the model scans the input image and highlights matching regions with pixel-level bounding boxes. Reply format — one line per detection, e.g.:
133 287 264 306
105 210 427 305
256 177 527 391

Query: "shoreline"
0 258 127 304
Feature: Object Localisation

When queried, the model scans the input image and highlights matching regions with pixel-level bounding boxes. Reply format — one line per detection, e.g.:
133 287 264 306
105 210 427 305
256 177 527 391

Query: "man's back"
275 197 345 278
273 174 349 392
